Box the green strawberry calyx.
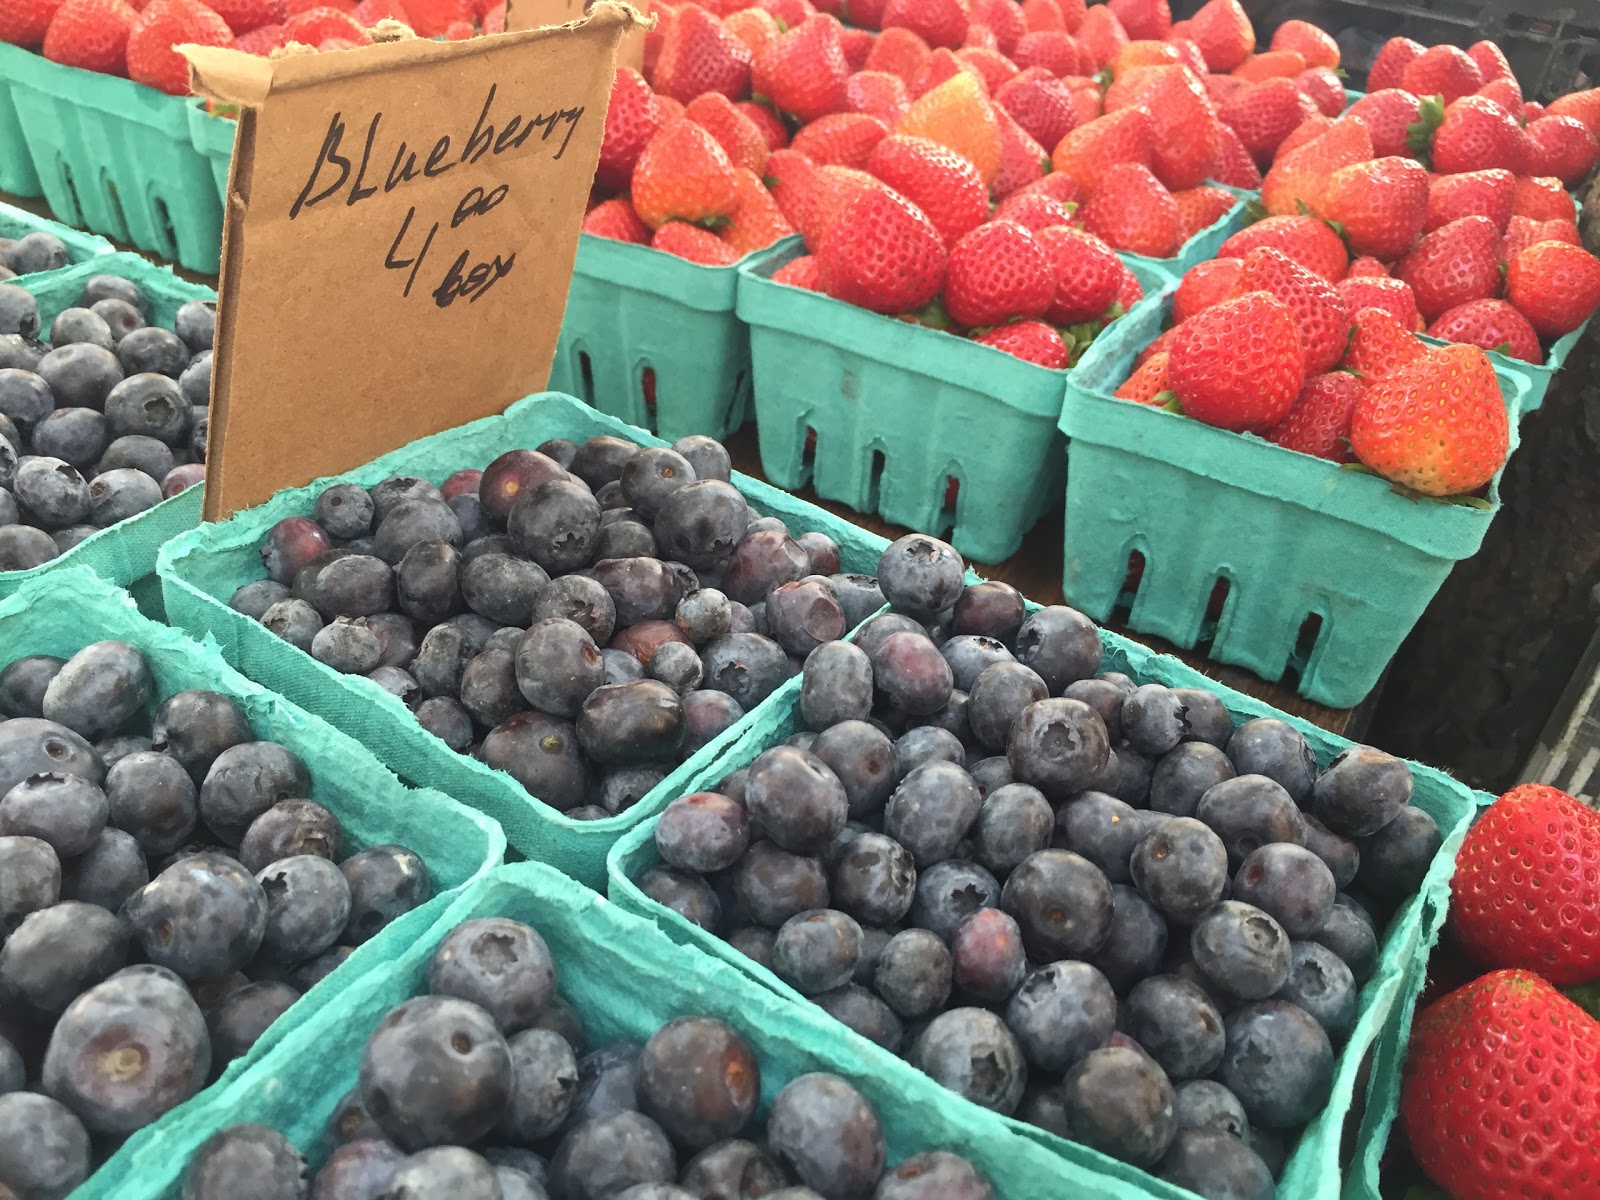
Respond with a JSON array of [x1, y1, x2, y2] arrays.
[[1404, 94, 1447, 169]]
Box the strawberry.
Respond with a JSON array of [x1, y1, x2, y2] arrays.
[[1073, 4, 1127, 71], [1203, 72, 1245, 104], [1424, 167, 1515, 233], [685, 92, 769, 174], [942, 219, 1055, 327], [1401, 971, 1600, 1200], [42, 0, 137, 72], [760, 0, 819, 29], [1400, 43, 1483, 104], [845, 0, 887, 29], [598, 68, 666, 193], [1050, 105, 1153, 192], [631, 120, 739, 229], [126, 0, 234, 94], [973, 319, 1069, 366], [881, 0, 968, 51], [1167, 35, 1207, 76], [767, 150, 861, 245], [995, 67, 1079, 156], [1219, 77, 1316, 166], [234, 19, 284, 50], [1506, 240, 1600, 338], [1135, 323, 1178, 366], [1169, 291, 1304, 431], [350, 0, 406, 23], [1523, 114, 1600, 187], [865, 26, 932, 87], [1037, 224, 1121, 323], [1232, 245, 1350, 373], [989, 104, 1047, 200], [1271, 18, 1337, 69], [1114, 350, 1170, 403], [1141, 65, 1221, 192], [1173, 256, 1242, 323], [1524, 99, 1549, 122], [653, 221, 741, 265], [0, 0, 65, 46], [790, 112, 889, 168], [1344, 88, 1421, 158], [1296, 66, 1345, 118], [994, 189, 1076, 230], [1173, 186, 1236, 243], [1009, 28, 1076, 76], [737, 101, 789, 151], [1210, 121, 1262, 188], [896, 72, 1002, 183], [772, 255, 822, 289], [1106, 0, 1167, 41], [1266, 371, 1362, 461], [969, 0, 1024, 54], [1080, 162, 1179, 258], [1108, 41, 1180, 80], [1351, 341, 1508, 494], [721, 167, 794, 255], [1218, 214, 1348, 281], [910, 47, 980, 99], [1344, 305, 1425, 385], [752, 14, 851, 124], [1512, 174, 1577, 222], [1366, 36, 1422, 92], [1548, 86, 1600, 136], [1503, 214, 1581, 258], [1115, 262, 1145, 310], [840, 26, 874, 70], [1428, 298, 1541, 362], [653, 5, 752, 104], [1345, 256, 1389, 278], [1396, 215, 1502, 322], [1336, 275, 1421, 330], [1272, 113, 1332, 161], [1467, 39, 1513, 84], [816, 185, 947, 312], [722, 7, 780, 58], [1261, 117, 1374, 219], [1015, 169, 1082, 207], [1186, 0, 1252, 73], [1474, 75, 1522, 114], [1065, 78, 1104, 127], [205, 0, 282, 33], [956, 46, 1017, 92], [583, 197, 650, 244], [1421, 95, 1524, 175], [278, 5, 363, 46], [656, 97, 687, 124], [846, 70, 911, 125], [1021, 0, 1075, 34], [866, 133, 990, 245], [394, 0, 463, 35], [1233, 49, 1305, 82], [643, 2, 672, 75], [1319, 156, 1429, 260]]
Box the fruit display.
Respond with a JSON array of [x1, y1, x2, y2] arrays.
[[0, 230, 69, 282]]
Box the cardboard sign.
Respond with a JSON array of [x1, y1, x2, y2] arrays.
[[506, 0, 648, 71], [184, 5, 640, 519]]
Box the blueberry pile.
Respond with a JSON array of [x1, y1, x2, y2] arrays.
[[0, 641, 431, 1196], [239, 434, 877, 819], [177, 914, 997, 1200], [0, 274, 212, 570], [0, 232, 70, 281], [639, 535, 1442, 1200]]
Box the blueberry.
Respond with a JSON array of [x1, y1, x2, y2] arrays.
[[961, 661, 1044, 754], [1192, 900, 1292, 1001], [873, 928, 951, 1019], [253, 854, 351, 963], [39, 343, 124, 410], [1149, 743, 1236, 819], [0, 523, 58, 568], [591, 765, 667, 816], [14, 457, 91, 530], [1355, 804, 1441, 902], [455, 650, 519, 728], [681, 1140, 787, 1200], [674, 588, 732, 647], [1130, 816, 1229, 924], [91, 299, 148, 347], [1218, 1000, 1334, 1129], [0, 716, 104, 800], [0, 1033, 19, 1094], [1306, 745, 1412, 839], [0, 284, 39, 337], [33, 407, 107, 469], [498, 1028, 579, 1143], [726, 926, 777, 971], [810, 720, 896, 819], [417, 696, 475, 752], [0, 1092, 92, 1198], [311, 1137, 404, 1199], [0, 900, 129, 1013], [1226, 719, 1315, 804], [682, 689, 744, 754], [288, 945, 354, 993], [508, 617, 602, 720], [656, 792, 749, 873], [552, 1109, 678, 1199], [1000, 848, 1113, 960], [62, 825, 149, 910], [381, 1146, 502, 1198], [719, 530, 809, 608], [909, 858, 999, 941], [636, 1016, 759, 1150], [935, 637, 1010, 696], [852, 613, 923, 659], [100, 433, 175, 479], [1061, 1044, 1176, 1167], [639, 867, 721, 931], [262, 517, 334, 586], [824, 574, 883, 632], [769, 908, 860, 995], [1006, 960, 1116, 1072], [173, 299, 216, 353], [949, 580, 1024, 642], [179, 351, 212, 409], [0, 771, 108, 857], [230, 580, 292, 621], [207, 980, 301, 1069], [744, 745, 847, 855], [374, 498, 464, 567], [198, 741, 311, 846], [815, 982, 903, 1051], [117, 326, 190, 378], [1273, 940, 1357, 1040], [649, 640, 703, 693], [0, 833, 61, 935], [618, 447, 696, 520], [764, 580, 846, 658], [560, 1040, 642, 1134], [342, 845, 430, 944], [766, 1073, 886, 1198], [261, 598, 323, 653], [105, 371, 190, 445], [1055, 791, 1145, 883], [315, 482, 376, 540], [1157, 1128, 1275, 1200], [1084, 884, 1165, 994], [428, 918, 555, 1035], [502, 479, 597, 573], [1309, 896, 1377, 983], [869, 632, 953, 717], [1127, 973, 1226, 1081], [908, 1008, 1026, 1114], [875, 534, 963, 618], [734, 841, 829, 928], [5, 232, 69, 275], [568, 436, 638, 489], [577, 680, 685, 768], [963, 781, 1048, 877], [652, 480, 750, 571], [0, 368, 52, 430], [0, 334, 47, 372], [1195, 775, 1307, 869], [883, 760, 980, 867], [1233, 844, 1336, 938], [1121, 685, 1190, 756], [409, 623, 475, 700], [49, 306, 113, 350], [1173, 1081, 1248, 1146], [479, 450, 567, 523], [479, 712, 589, 809], [43, 964, 210, 1133], [1300, 815, 1359, 890], [313, 617, 384, 674], [873, 1151, 993, 1200], [1005, 697, 1110, 801]]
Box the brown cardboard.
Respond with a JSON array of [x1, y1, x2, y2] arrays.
[[183, 4, 641, 519], [506, 0, 647, 71]]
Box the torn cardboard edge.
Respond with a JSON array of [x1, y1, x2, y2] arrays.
[[504, 0, 651, 70]]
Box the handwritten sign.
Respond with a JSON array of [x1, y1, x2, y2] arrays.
[[184, 5, 638, 519]]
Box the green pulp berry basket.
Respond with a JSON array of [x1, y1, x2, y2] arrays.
[[0, 252, 214, 604], [0, 196, 112, 274], [3, 49, 222, 274], [157, 391, 894, 890], [187, 98, 237, 207], [1420, 317, 1590, 415], [0, 567, 506, 1200], [101, 860, 1110, 1200], [546, 233, 801, 443], [0, 44, 43, 197], [1118, 182, 1252, 281], [1058, 285, 1532, 710], [738, 244, 1170, 565], [607, 600, 1490, 1200]]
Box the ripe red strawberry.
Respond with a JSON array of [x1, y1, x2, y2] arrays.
[[1233, 48, 1306, 83], [881, 0, 969, 51], [1114, 350, 1170, 403], [1295, 66, 1345, 117], [597, 68, 664, 193], [1344, 87, 1422, 158], [1336, 276, 1422, 330], [1344, 305, 1425, 385], [1422, 95, 1524, 175], [840, 26, 874, 70], [1522, 114, 1600, 187], [1016, 170, 1082, 207], [1272, 113, 1332, 161], [1467, 39, 1513, 84], [816, 185, 948, 313], [897, 71, 1003, 184], [1009, 28, 1078, 75], [1523, 98, 1549, 122], [126, 0, 234, 94], [583, 197, 650, 244], [752, 14, 851, 124], [1037, 224, 1121, 323], [1319, 156, 1429, 260], [1021, 0, 1074, 34], [995, 66, 1079, 155], [1050, 105, 1153, 192], [995, 190, 1076, 231], [1401, 970, 1600, 1200], [653, 221, 741, 265], [1186, 0, 1252, 73], [1503, 214, 1581, 258], [1167, 34, 1207, 76], [1351, 341, 1508, 494], [1173, 256, 1242, 323], [205, 0, 282, 33], [1396, 215, 1502, 322], [1, 0, 65, 46], [989, 104, 1048, 200], [1065, 78, 1103, 127], [1219, 77, 1315, 166], [1266, 371, 1363, 461], [1218, 214, 1348, 281], [1512, 174, 1577, 222], [632, 120, 739, 229], [279, 5, 364, 46], [969, 0, 1024, 54], [42, 0, 137, 72], [721, 167, 795, 255], [1506, 240, 1600, 338], [1474, 76, 1522, 115], [767, 149, 866, 245], [723, 7, 780, 58], [1073, 4, 1127, 71], [772, 255, 822, 289], [1451, 784, 1600, 982], [1169, 291, 1303, 431], [865, 133, 989, 247], [1081, 162, 1179, 258], [1135, 323, 1178, 366], [1424, 167, 1514, 233], [1141, 65, 1221, 192], [393, 0, 462, 35], [1173, 186, 1236, 242], [909, 47, 978, 99], [955, 46, 1017, 92], [1401, 43, 1483, 104], [790, 112, 889, 168], [685, 92, 769, 174], [1114, 262, 1145, 309], [1548, 86, 1600, 136], [846, 70, 911, 125], [1209, 121, 1262, 188], [737, 101, 789, 150], [1107, 0, 1167, 41], [1345, 256, 1389, 278], [1271, 18, 1337, 69], [1232, 245, 1350, 374], [846, 0, 888, 30], [864, 25, 932, 87], [653, 5, 752, 104], [1428, 298, 1541, 362], [1261, 116, 1373, 219], [234, 19, 285, 51], [1366, 36, 1421, 92], [349, 0, 406, 24], [760, 0, 818, 29], [973, 319, 1069, 367]]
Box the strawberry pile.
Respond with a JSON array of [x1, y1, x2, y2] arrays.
[[0, 0, 499, 93], [1399, 784, 1600, 1200]]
